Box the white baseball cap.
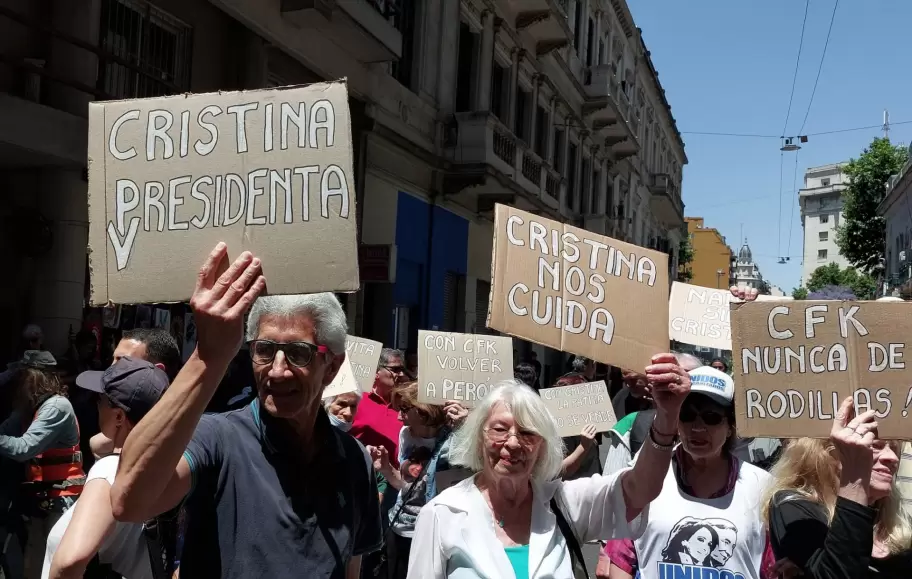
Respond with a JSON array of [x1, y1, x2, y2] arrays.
[[687, 366, 734, 407]]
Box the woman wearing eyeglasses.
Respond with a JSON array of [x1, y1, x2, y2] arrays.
[[603, 366, 776, 579], [407, 353, 693, 579]]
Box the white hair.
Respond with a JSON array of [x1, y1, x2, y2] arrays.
[[449, 380, 566, 484], [246, 293, 347, 354], [322, 390, 362, 410]]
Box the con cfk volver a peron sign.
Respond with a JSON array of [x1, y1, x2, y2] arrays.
[[668, 282, 793, 350], [539, 380, 617, 437], [87, 81, 359, 305], [417, 330, 513, 407], [487, 204, 668, 373], [732, 300, 912, 438]]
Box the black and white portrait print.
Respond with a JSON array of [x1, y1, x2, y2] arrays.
[[661, 517, 739, 568]]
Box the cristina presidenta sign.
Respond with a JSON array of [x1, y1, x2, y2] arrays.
[[87, 81, 359, 304]]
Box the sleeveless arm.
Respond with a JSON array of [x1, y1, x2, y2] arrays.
[[48, 478, 117, 578]]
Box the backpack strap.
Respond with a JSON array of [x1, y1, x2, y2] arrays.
[[551, 493, 590, 579], [629, 409, 656, 457]]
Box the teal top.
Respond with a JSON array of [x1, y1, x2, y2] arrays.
[[503, 545, 530, 579]]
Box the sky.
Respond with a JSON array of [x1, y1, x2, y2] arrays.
[[628, 0, 912, 293]]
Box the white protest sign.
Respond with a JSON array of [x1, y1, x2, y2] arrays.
[[344, 336, 383, 392], [87, 81, 359, 305], [539, 381, 617, 437], [669, 282, 793, 350], [417, 330, 513, 407], [322, 358, 359, 399]]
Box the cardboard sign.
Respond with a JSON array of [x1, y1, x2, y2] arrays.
[[417, 330, 513, 407], [87, 81, 359, 305], [323, 358, 359, 399], [539, 380, 617, 437], [669, 282, 793, 350], [731, 301, 912, 438], [345, 336, 383, 393], [487, 204, 669, 373]]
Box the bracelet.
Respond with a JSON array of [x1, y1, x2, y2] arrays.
[[648, 426, 676, 452], [652, 422, 677, 439]]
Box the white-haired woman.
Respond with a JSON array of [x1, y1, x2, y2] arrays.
[[407, 353, 692, 579], [763, 397, 912, 579]]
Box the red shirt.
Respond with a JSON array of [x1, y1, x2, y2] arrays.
[[350, 391, 403, 467], [603, 448, 776, 579]]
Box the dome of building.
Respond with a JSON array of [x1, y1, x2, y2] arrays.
[[738, 240, 752, 262]]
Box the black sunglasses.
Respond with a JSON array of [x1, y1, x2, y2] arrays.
[[680, 407, 725, 426], [381, 364, 407, 375], [247, 340, 328, 368]]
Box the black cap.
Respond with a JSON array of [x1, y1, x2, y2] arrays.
[[76, 357, 168, 424]]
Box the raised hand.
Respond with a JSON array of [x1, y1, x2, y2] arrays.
[[443, 400, 469, 429], [579, 424, 598, 449], [190, 243, 266, 366], [730, 285, 759, 302], [645, 353, 692, 416], [830, 396, 878, 503], [367, 445, 392, 474]]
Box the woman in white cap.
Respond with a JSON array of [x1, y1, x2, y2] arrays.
[[42, 357, 169, 579], [603, 366, 776, 579]]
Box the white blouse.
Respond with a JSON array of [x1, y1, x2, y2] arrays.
[[406, 469, 646, 579]]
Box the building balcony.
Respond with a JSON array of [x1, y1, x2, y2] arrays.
[[512, 0, 572, 55], [649, 173, 685, 229], [582, 64, 621, 126], [445, 111, 560, 211], [281, 0, 402, 62]]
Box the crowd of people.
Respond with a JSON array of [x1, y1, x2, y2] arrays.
[[0, 245, 908, 579]]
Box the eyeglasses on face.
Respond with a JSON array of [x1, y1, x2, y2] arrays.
[[679, 407, 725, 426], [484, 425, 540, 446], [247, 339, 328, 368], [381, 364, 407, 375]]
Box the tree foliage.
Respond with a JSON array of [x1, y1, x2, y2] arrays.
[[808, 285, 857, 300], [804, 263, 876, 299], [836, 138, 907, 275], [792, 287, 808, 300], [677, 235, 695, 282]]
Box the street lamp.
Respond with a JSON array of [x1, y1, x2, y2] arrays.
[[716, 269, 725, 289]]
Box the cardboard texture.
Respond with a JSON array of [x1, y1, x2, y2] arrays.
[[731, 300, 912, 439], [669, 282, 794, 350], [322, 358, 360, 399], [487, 204, 669, 373], [539, 380, 617, 437], [417, 330, 513, 407], [344, 335, 383, 393], [87, 81, 359, 305]]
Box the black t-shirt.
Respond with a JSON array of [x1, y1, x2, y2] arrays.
[[769, 491, 912, 579], [611, 387, 653, 419], [182, 400, 382, 578]]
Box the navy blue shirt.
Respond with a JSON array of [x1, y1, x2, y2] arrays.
[[182, 399, 382, 578]]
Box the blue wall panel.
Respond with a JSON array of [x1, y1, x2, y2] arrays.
[[393, 192, 468, 340]]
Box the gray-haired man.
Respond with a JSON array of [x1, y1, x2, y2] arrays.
[[109, 244, 382, 579]]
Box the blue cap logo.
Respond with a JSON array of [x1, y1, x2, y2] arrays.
[[691, 373, 728, 392]]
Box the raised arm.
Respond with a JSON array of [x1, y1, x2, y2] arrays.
[[620, 353, 690, 516], [111, 244, 265, 522]]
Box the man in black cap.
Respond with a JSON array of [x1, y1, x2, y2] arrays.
[[43, 357, 168, 579]]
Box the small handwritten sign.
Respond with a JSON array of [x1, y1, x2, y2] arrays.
[[417, 330, 513, 407], [539, 380, 617, 437]]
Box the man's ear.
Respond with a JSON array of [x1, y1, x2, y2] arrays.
[[154, 362, 166, 372], [322, 353, 345, 386]]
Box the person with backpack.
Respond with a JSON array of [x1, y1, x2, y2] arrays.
[[43, 357, 169, 579]]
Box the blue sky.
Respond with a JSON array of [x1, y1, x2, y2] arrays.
[[629, 0, 912, 292]]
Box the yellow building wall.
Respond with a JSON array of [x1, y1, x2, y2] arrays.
[[686, 217, 732, 289]]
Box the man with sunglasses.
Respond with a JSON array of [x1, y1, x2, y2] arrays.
[[350, 348, 409, 468], [109, 245, 382, 579]]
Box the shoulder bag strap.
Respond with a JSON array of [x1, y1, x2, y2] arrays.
[[550, 494, 590, 579]]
